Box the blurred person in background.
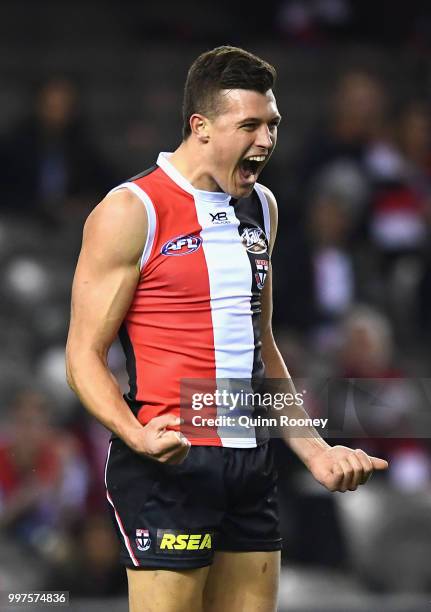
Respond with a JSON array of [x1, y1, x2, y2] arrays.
[[298, 69, 387, 191], [0, 77, 116, 224], [276, 0, 354, 44], [284, 70, 388, 329], [66, 45, 388, 612], [46, 515, 127, 597], [333, 306, 431, 493], [275, 191, 359, 347], [397, 101, 431, 179], [0, 389, 89, 558], [365, 101, 431, 341], [395, 102, 431, 343]]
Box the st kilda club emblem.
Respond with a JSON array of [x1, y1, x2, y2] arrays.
[[136, 528, 151, 552], [255, 258, 269, 290]]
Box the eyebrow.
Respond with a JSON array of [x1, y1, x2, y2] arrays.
[[237, 115, 282, 125]]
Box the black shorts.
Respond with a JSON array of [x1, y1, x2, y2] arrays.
[[105, 438, 282, 569]]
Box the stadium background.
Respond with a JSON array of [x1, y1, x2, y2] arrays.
[[0, 1, 431, 610]]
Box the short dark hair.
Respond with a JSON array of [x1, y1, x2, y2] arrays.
[[182, 46, 277, 140]]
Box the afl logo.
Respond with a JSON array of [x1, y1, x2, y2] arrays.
[[161, 234, 202, 256], [241, 227, 268, 254]]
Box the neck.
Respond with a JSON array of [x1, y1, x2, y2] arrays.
[[169, 140, 222, 192]]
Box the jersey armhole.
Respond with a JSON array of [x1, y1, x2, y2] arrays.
[[107, 182, 157, 270], [254, 183, 271, 243]]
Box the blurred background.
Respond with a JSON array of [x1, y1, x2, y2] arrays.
[[0, 1, 431, 610]]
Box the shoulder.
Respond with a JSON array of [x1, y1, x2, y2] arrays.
[[82, 187, 148, 266], [256, 183, 277, 218]]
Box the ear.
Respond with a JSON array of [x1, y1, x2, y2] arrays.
[[189, 113, 210, 142]]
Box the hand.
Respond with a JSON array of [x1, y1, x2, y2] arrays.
[[307, 445, 389, 492], [129, 414, 191, 465]]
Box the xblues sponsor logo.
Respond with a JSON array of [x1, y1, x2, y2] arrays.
[[209, 211, 229, 224], [136, 529, 151, 552], [161, 234, 202, 256], [156, 529, 213, 554]]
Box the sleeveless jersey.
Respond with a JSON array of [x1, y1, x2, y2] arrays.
[[109, 152, 272, 448]]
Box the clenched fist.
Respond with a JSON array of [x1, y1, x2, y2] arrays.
[[128, 414, 191, 465], [307, 445, 389, 492]]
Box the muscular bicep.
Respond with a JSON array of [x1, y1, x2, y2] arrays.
[[67, 189, 148, 360], [69, 244, 138, 356]]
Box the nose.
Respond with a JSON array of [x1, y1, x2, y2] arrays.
[[255, 124, 274, 150]]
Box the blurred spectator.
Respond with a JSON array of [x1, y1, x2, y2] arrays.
[[337, 305, 396, 378], [0, 390, 89, 558], [331, 306, 431, 493], [1, 77, 116, 223], [393, 102, 431, 342], [276, 0, 431, 49], [298, 70, 387, 192], [365, 101, 431, 339], [273, 72, 389, 335], [46, 515, 126, 597], [275, 192, 359, 346], [277, 0, 354, 45], [366, 102, 431, 253], [397, 101, 431, 178]]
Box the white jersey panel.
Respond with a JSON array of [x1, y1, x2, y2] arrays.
[[193, 193, 257, 447]]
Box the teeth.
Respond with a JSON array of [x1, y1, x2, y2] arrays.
[[246, 155, 266, 162]]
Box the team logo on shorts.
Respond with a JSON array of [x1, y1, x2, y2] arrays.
[[241, 227, 268, 254], [136, 529, 151, 552], [161, 234, 202, 256], [255, 258, 269, 290], [156, 529, 213, 554]]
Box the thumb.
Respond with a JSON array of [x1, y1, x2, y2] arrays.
[[370, 456, 389, 470], [150, 413, 182, 432]]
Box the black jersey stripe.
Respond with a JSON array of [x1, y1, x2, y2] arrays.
[[127, 164, 158, 182], [231, 189, 270, 445], [115, 165, 156, 413], [231, 189, 267, 384], [118, 323, 138, 407]]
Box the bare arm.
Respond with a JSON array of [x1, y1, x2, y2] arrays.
[[66, 189, 190, 463], [259, 185, 329, 463], [259, 184, 388, 491]]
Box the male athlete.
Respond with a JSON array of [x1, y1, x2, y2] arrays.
[[66, 46, 388, 612]]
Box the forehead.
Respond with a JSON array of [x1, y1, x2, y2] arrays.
[[217, 89, 279, 121]]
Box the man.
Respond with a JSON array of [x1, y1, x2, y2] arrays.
[[66, 46, 388, 612]]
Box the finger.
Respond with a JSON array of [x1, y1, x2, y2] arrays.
[[370, 456, 389, 470], [164, 444, 191, 465], [339, 459, 354, 492], [177, 431, 191, 446], [354, 449, 373, 484], [154, 430, 188, 456], [328, 464, 344, 491], [157, 436, 191, 464], [345, 453, 364, 490], [150, 413, 182, 432]]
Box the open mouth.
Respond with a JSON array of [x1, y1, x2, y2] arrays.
[[239, 155, 266, 182]]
